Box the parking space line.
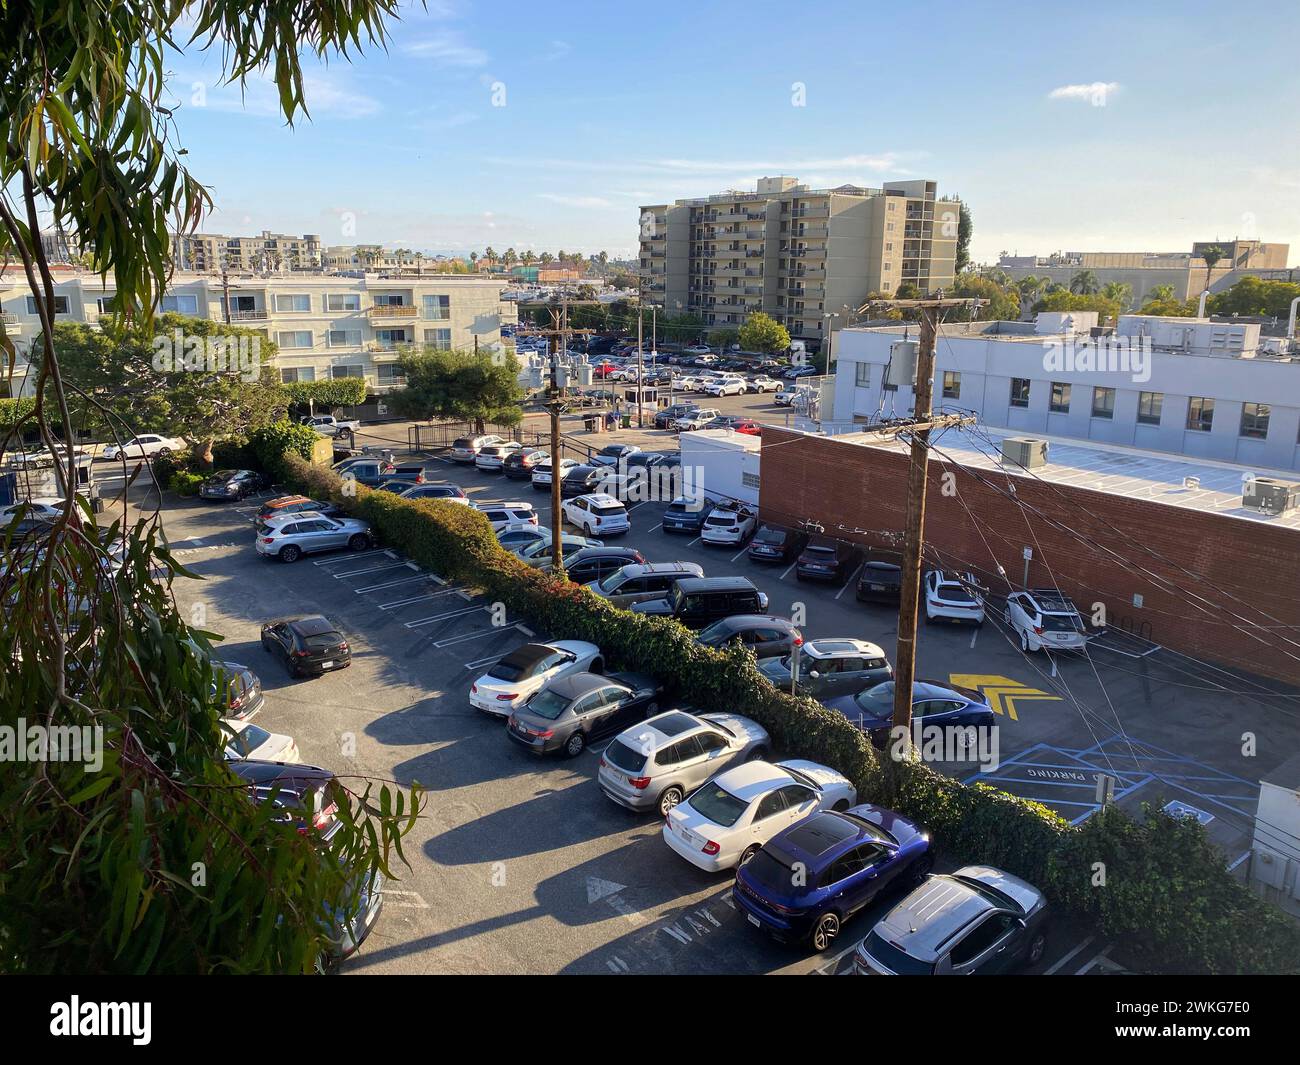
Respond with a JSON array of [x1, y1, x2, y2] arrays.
[[313, 550, 390, 566], [835, 562, 864, 601], [431, 627, 518, 648], [687, 535, 702, 547], [354, 574, 431, 593], [333, 561, 410, 579], [379, 588, 464, 610], [729, 545, 749, 562], [464, 653, 505, 670], [813, 938, 864, 975], [779, 560, 798, 580], [1075, 943, 1114, 975], [648, 523, 662, 532], [1045, 935, 1094, 974], [970, 628, 980, 649], [404, 605, 487, 629]]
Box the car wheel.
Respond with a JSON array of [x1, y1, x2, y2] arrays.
[[738, 844, 760, 867], [279, 545, 301, 563], [348, 533, 371, 551], [156, 447, 171, 457], [832, 799, 850, 812], [590, 657, 604, 674], [810, 912, 841, 952], [909, 853, 935, 885], [658, 786, 685, 817], [260, 635, 272, 652], [1026, 930, 1047, 967], [564, 731, 586, 758], [1020, 629, 1031, 653], [746, 746, 768, 763]]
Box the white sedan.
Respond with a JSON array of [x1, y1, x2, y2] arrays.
[[700, 505, 758, 545], [221, 721, 301, 763], [747, 376, 781, 393], [663, 759, 856, 872], [469, 640, 603, 717], [101, 434, 185, 460], [0, 498, 63, 523], [531, 458, 580, 489], [475, 441, 524, 470]]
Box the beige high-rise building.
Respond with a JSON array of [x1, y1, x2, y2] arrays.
[[171, 230, 323, 272], [639, 177, 957, 345]]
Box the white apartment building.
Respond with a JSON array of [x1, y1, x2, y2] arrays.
[[0, 272, 510, 398], [171, 231, 323, 272], [831, 312, 1300, 471]]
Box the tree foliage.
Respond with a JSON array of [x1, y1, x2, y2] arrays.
[[1207, 276, 1300, 320], [737, 312, 790, 354], [279, 376, 369, 412], [1033, 289, 1122, 324], [388, 347, 524, 433]]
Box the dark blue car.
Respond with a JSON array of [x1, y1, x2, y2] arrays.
[[823, 680, 997, 748], [733, 804, 932, 952]]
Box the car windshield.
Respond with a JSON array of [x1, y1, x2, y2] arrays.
[[863, 931, 934, 975], [525, 689, 571, 721], [604, 739, 647, 774], [596, 570, 626, 593], [485, 660, 529, 682], [707, 515, 735, 527], [688, 783, 749, 827], [1042, 612, 1082, 632], [696, 619, 732, 644], [304, 633, 342, 651], [805, 546, 835, 558], [224, 723, 271, 757], [854, 682, 895, 714]]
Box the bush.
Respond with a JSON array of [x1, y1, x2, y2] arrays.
[[249, 420, 320, 482], [282, 453, 1300, 974], [169, 470, 205, 496], [151, 449, 190, 485]]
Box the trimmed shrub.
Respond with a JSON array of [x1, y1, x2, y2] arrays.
[[249, 420, 320, 482], [281, 453, 1300, 974], [169, 470, 205, 497]]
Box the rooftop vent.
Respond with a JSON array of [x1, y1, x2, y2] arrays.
[[1001, 437, 1049, 470], [1243, 477, 1299, 516]]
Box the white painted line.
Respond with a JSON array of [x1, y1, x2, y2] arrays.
[[779, 560, 798, 581], [687, 535, 702, 547], [835, 562, 864, 601], [969, 627, 980, 649], [661, 923, 691, 945], [627, 500, 649, 512], [1227, 850, 1251, 872], [729, 545, 749, 563], [404, 605, 488, 629], [517, 625, 535, 637], [354, 574, 431, 593], [1045, 935, 1094, 975], [648, 523, 663, 532], [814, 939, 866, 976], [431, 627, 517, 649], [333, 562, 409, 579], [379, 589, 463, 610], [405, 561, 420, 571], [456, 589, 475, 601], [464, 654, 504, 670], [1050, 656, 1058, 678], [1075, 944, 1113, 975], [384, 890, 430, 910], [314, 550, 388, 566]]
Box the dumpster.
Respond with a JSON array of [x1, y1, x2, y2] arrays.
[[620, 415, 631, 429]]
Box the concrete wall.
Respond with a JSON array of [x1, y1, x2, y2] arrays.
[[680, 431, 760, 506]]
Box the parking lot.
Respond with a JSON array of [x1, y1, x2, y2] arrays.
[[152, 427, 1300, 975]]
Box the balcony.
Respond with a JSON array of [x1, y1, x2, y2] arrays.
[[368, 304, 418, 319], [227, 308, 268, 321], [793, 225, 828, 239]]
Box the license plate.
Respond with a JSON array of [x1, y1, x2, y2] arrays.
[[748, 913, 761, 928], [869, 583, 885, 591], [320, 660, 333, 669]]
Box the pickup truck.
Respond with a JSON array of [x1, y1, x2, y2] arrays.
[[299, 415, 360, 437]]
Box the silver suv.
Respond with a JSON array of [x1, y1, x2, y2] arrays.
[[585, 562, 704, 607], [255, 511, 374, 563], [598, 709, 770, 816]]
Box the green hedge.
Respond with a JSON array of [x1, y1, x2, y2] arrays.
[[283, 454, 1300, 974]]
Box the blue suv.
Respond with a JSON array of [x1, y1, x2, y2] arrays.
[[733, 804, 932, 952]]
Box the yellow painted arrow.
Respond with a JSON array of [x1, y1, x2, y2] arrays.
[[948, 674, 1061, 721]]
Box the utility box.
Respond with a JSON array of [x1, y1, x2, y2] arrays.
[[576, 364, 594, 387], [885, 341, 917, 389], [1001, 436, 1049, 469], [1243, 477, 1299, 515]]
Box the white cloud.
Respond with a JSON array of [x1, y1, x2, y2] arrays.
[[184, 70, 380, 119], [402, 32, 488, 67], [1048, 82, 1121, 104], [537, 193, 616, 209]]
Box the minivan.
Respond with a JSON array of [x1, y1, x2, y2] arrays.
[[631, 576, 769, 628], [585, 562, 705, 608]]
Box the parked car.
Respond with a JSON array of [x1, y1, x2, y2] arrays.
[[334, 458, 392, 487], [699, 503, 758, 547], [0, 499, 63, 524], [674, 408, 722, 431], [503, 447, 549, 479], [299, 414, 360, 438], [213, 660, 265, 722], [599, 709, 771, 816], [758, 638, 893, 699], [541, 545, 645, 583], [562, 492, 631, 536], [255, 512, 373, 563], [632, 576, 769, 628], [259, 615, 351, 677], [925, 570, 987, 626], [681, 345, 712, 356], [856, 550, 904, 603], [221, 719, 301, 764], [514, 533, 603, 567], [476, 441, 525, 471], [796, 538, 862, 582], [398, 482, 469, 502], [1004, 588, 1088, 652], [497, 524, 549, 551], [823, 679, 997, 748], [198, 468, 269, 501], [531, 457, 580, 490], [469, 640, 602, 717], [590, 443, 641, 468], [374, 478, 419, 495], [747, 375, 781, 393], [449, 434, 506, 463], [735, 804, 933, 951], [256, 495, 343, 523], [695, 615, 802, 660], [507, 671, 663, 757], [852, 866, 1049, 975], [704, 375, 747, 397], [661, 495, 715, 534], [472, 501, 538, 532], [559, 464, 605, 498], [748, 525, 807, 564], [228, 759, 345, 841], [101, 434, 184, 460], [586, 561, 704, 608], [662, 759, 856, 872], [773, 385, 812, 407]]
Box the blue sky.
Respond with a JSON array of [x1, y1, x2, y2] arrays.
[[168, 0, 1300, 264]]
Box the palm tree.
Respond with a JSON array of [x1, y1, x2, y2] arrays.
[[483, 246, 496, 265], [1199, 244, 1226, 296], [1015, 275, 1045, 314], [522, 250, 536, 266], [504, 248, 518, 268], [540, 251, 554, 266], [1147, 284, 1175, 303], [1069, 269, 1100, 295], [1100, 281, 1132, 312]]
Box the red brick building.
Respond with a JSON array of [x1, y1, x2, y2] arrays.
[[759, 426, 1300, 686]]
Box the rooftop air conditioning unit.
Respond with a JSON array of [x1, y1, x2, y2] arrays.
[[1001, 436, 1049, 470], [1243, 477, 1299, 516]]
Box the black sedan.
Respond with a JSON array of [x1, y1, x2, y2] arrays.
[[260, 615, 351, 678], [507, 671, 662, 757], [199, 469, 269, 500], [559, 465, 605, 498], [748, 525, 808, 564]]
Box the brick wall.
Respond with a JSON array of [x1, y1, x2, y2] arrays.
[[759, 427, 1300, 686]]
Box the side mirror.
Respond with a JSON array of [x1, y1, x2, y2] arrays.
[[809, 671, 821, 679]]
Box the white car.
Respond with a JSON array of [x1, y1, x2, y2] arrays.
[[469, 639, 602, 717], [0, 498, 63, 523], [562, 493, 631, 536], [475, 441, 525, 470], [700, 505, 758, 545], [704, 376, 746, 397], [693, 354, 719, 366], [674, 408, 721, 431], [101, 434, 184, 460], [682, 345, 712, 356], [773, 386, 806, 407], [531, 457, 580, 489], [662, 759, 857, 872], [1004, 589, 1089, 652], [747, 375, 781, 393], [221, 720, 301, 763], [472, 501, 538, 532], [672, 375, 701, 392], [924, 570, 986, 626]]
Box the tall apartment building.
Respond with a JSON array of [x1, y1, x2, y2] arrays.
[[171, 231, 323, 272], [639, 177, 957, 346], [0, 272, 509, 398]]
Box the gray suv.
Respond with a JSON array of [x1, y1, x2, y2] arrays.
[[598, 709, 770, 817], [255, 511, 373, 563], [585, 562, 704, 608]]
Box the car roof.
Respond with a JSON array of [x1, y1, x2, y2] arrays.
[[545, 672, 620, 700], [568, 546, 641, 560], [875, 875, 993, 962], [805, 638, 884, 659], [710, 614, 793, 631], [262, 494, 312, 508], [620, 562, 702, 577], [577, 493, 623, 507], [495, 643, 556, 672], [636, 710, 708, 747], [766, 810, 867, 871], [673, 576, 758, 593], [227, 759, 333, 786], [281, 615, 338, 637], [710, 760, 794, 802], [262, 509, 331, 524]]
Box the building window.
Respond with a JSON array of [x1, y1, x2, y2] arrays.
[[375, 328, 409, 349], [96, 296, 118, 314], [277, 330, 313, 349], [328, 329, 362, 348], [885, 242, 893, 252], [1240, 402, 1271, 439], [376, 364, 405, 386], [280, 367, 316, 384], [273, 294, 311, 313], [854, 363, 871, 387], [1049, 382, 1071, 413], [1091, 386, 1115, 419], [160, 293, 199, 315], [742, 472, 760, 490], [424, 328, 452, 350], [942, 371, 960, 399], [330, 364, 364, 379], [1009, 378, 1031, 408], [422, 294, 450, 321], [1186, 396, 1214, 432], [1136, 391, 1163, 425], [26, 295, 70, 315], [326, 293, 360, 312]]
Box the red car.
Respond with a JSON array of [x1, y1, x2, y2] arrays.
[[734, 419, 762, 436], [592, 361, 619, 379]]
